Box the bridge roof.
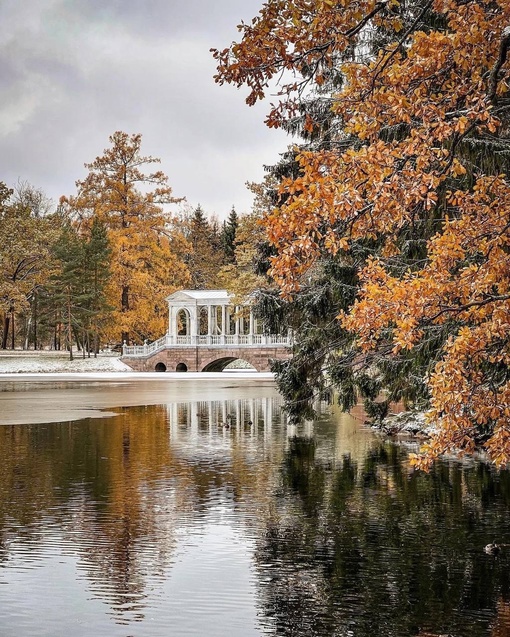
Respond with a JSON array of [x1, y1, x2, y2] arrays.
[[166, 289, 232, 305]]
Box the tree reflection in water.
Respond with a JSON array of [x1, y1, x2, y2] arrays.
[[255, 437, 510, 636], [0, 390, 510, 636], [0, 393, 291, 630]]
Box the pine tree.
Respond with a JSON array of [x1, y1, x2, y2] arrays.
[[185, 205, 224, 288], [221, 206, 239, 265], [50, 223, 88, 360], [83, 217, 112, 355]]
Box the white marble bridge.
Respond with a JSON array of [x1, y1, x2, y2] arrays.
[[122, 289, 290, 372]]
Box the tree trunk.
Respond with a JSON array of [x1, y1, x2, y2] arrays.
[[33, 293, 38, 350], [2, 314, 9, 349], [121, 284, 129, 345], [10, 308, 14, 350], [67, 292, 73, 361], [24, 315, 31, 350]]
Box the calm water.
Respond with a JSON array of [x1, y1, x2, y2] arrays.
[[1, 378, 510, 637]]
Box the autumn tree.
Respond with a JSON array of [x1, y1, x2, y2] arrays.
[[214, 0, 510, 467], [0, 181, 57, 349], [14, 179, 54, 218], [64, 131, 190, 344]]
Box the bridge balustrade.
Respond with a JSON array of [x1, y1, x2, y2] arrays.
[[121, 289, 291, 359], [123, 333, 290, 357]]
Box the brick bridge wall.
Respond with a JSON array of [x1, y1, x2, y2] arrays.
[[122, 346, 291, 372]]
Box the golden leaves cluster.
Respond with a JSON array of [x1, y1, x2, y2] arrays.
[[215, 0, 510, 466], [64, 132, 190, 342]]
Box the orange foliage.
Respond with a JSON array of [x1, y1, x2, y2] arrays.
[[63, 132, 190, 344], [214, 1, 510, 466]]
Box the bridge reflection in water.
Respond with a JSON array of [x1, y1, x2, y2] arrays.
[[167, 396, 315, 443]]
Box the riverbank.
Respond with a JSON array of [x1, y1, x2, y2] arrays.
[[0, 350, 131, 373], [371, 410, 435, 440], [0, 351, 275, 385]]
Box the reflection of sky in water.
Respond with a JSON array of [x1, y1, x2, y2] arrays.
[[0, 384, 309, 636], [1, 519, 260, 636], [2, 380, 510, 637], [165, 521, 260, 636], [0, 377, 279, 425], [1, 552, 108, 637]]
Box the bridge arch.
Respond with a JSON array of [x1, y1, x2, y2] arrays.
[[201, 356, 258, 373], [177, 308, 191, 335]]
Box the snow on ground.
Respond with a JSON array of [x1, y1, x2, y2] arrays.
[[0, 351, 131, 374], [0, 351, 274, 381]]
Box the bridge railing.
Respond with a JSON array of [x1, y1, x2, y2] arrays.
[[122, 333, 290, 357]]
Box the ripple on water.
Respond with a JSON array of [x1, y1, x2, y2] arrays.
[[2, 389, 510, 637]]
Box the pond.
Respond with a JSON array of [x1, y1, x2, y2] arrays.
[[1, 376, 510, 637]]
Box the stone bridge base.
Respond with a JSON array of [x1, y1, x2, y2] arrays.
[[122, 346, 290, 373]]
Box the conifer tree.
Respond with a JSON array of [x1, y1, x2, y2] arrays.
[[185, 205, 224, 288], [83, 217, 111, 355], [221, 206, 239, 265], [50, 223, 87, 360]]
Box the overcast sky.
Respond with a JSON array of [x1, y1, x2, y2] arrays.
[[0, 0, 289, 219]]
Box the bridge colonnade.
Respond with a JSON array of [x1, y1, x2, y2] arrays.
[[121, 290, 290, 371], [168, 289, 261, 344]]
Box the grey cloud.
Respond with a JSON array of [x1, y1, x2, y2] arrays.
[[0, 0, 288, 217], [70, 0, 260, 40]]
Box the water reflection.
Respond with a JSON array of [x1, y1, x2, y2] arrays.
[[0, 384, 510, 636], [0, 391, 303, 635], [255, 439, 510, 637]]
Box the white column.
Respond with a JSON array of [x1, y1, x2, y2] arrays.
[[207, 304, 212, 337], [211, 305, 216, 335], [169, 307, 176, 338], [191, 305, 198, 342], [249, 310, 254, 343]]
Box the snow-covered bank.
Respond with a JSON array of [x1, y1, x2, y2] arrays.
[[0, 352, 275, 382], [0, 351, 131, 374], [371, 410, 435, 439]]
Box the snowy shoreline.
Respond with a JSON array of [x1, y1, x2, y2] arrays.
[[0, 352, 274, 380], [373, 410, 434, 439], [0, 351, 131, 374]]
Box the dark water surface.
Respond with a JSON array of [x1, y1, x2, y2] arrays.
[[1, 378, 510, 636]]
